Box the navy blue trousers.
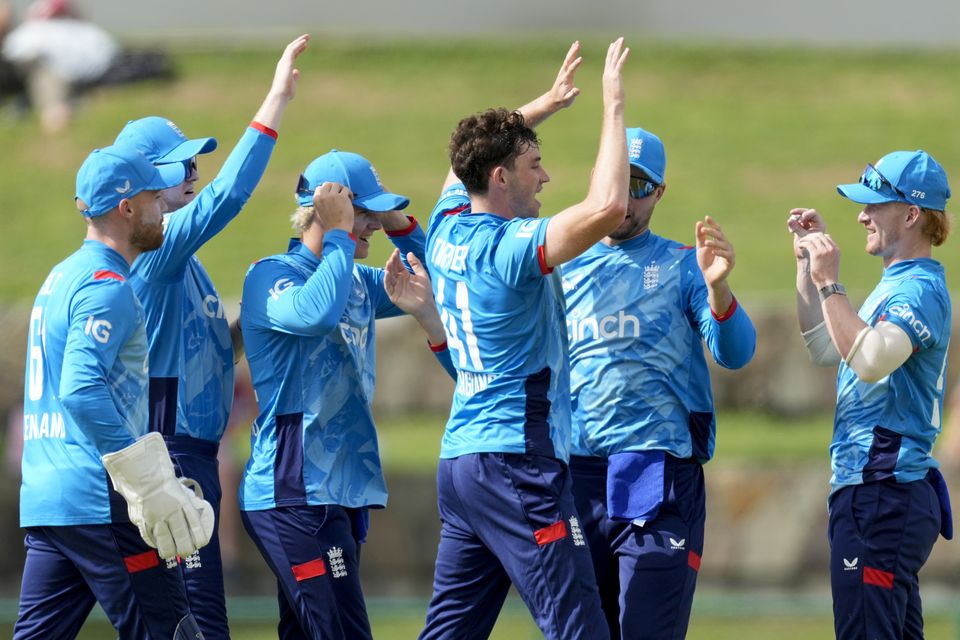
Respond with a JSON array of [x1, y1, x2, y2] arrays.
[[242, 504, 371, 640], [168, 435, 228, 640], [14, 523, 198, 639], [828, 476, 941, 640], [420, 453, 608, 640], [570, 455, 705, 640]]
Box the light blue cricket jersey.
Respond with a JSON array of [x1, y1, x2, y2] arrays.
[[239, 223, 427, 510], [563, 231, 756, 461], [425, 184, 571, 461], [831, 258, 951, 490], [130, 125, 276, 442], [21, 241, 148, 526]]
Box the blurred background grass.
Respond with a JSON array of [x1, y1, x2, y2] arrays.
[[4, 37, 960, 638], [3, 39, 960, 302]]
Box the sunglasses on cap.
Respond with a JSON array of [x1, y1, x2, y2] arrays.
[[860, 163, 907, 200], [629, 175, 659, 199], [296, 173, 312, 198]]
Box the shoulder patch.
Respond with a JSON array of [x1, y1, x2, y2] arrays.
[[93, 270, 125, 282]]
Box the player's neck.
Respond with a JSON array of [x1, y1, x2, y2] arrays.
[[85, 224, 138, 265], [469, 192, 517, 220]]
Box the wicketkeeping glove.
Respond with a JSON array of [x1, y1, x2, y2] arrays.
[[102, 432, 214, 560]]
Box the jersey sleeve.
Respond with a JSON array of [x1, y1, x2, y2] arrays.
[[133, 126, 278, 283], [243, 232, 356, 336], [431, 343, 458, 380], [875, 278, 949, 351], [365, 217, 429, 319], [682, 251, 756, 370], [58, 278, 140, 453], [427, 183, 471, 237], [489, 216, 552, 287]]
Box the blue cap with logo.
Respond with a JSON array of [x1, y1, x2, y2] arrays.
[[626, 127, 666, 184], [114, 116, 218, 164], [837, 150, 951, 211], [296, 150, 410, 211], [75, 144, 186, 217]]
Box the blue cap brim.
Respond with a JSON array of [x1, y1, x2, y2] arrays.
[[155, 137, 218, 163], [836, 182, 901, 205], [355, 191, 410, 212], [629, 161, 663, 184]]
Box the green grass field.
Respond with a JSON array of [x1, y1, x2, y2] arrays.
[[3, 38, 960, 301]]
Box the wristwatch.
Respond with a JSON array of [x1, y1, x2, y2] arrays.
[[818, 282, 846, 302]]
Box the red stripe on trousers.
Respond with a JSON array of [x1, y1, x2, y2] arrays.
[[291, 557, 327, 582], [688, 550, 702, 572], [124, 550, 160, 573], [863, 566, 894, 589], [534, 520, 568, 546]]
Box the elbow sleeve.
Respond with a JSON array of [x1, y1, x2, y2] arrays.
[[845, 321, 913, 383], [801, 322, 841, 366]]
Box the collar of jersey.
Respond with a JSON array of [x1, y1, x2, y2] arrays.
[[82, 239, 131, 276], [883, 257, 942, 279]]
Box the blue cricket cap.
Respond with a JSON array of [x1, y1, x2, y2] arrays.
[[838, 150, 951, 211], [296, 150, 410, 211], [75, 144, 186, 217], [114, 116, 218, 164], [626, 127, 666, 184]]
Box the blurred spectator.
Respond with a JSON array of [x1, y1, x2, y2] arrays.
[[1, 0, 172, 133]]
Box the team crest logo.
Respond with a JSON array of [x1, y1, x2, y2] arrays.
[[327, 547, 347, 578], [568, 516, 586, 547], [643, 263, 660, 290], [629, 137, 643, 161]]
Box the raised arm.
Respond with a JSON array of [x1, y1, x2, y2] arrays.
[[541, 37, 630, 268], [440, 41, 584, 194]]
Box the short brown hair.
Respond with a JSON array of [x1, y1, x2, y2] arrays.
[[449, 108, 539, 194], [920, 208, 950, 246]]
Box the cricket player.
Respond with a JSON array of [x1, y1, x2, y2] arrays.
[[419, 39, 629, 640], [563, 127, 756, 639], [16, 144, 212, 639], [789, 150, 954, 638], [239, 150, 446, 639], [111, 34, 308, 638]]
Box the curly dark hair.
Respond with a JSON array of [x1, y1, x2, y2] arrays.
[[449, 108, 540, 194]]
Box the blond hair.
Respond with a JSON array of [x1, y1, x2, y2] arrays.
[[920, 208, 951, 247], [290, 205, 314, 234]]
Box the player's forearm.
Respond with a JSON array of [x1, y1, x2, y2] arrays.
[[795, 259, 823, 332], [707, 280, 734, 318], [517, 92, 564, 129], [822, 295, 869, 360], [252, 90, 292, 132], [583, 101, 628, 229]]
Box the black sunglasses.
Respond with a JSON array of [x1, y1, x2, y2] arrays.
[[629, 175, 658, 199]]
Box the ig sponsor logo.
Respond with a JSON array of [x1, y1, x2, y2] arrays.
[[84, 316, 112, 344]]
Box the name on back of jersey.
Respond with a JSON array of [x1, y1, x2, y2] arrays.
[[23, 411, 66, 440], [431, 237, 469, 273]]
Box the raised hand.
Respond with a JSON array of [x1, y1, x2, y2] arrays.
[[272, 34, 310, 101], [787, 207, 827, 260], [384, 249, 447, 346], [696, 216, 735, 286], [547, 41, 583, 110], [602, 37, 630, 113], [795, 232, 842, 289]]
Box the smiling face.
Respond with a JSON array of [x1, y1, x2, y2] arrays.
[[351, 209, 383, 259], [160, 157, 199, 211], [502, 143, 550, 219], [857, 201, 913, 263]]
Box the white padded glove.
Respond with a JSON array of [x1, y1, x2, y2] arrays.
[[102, 432, 214, 560]]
